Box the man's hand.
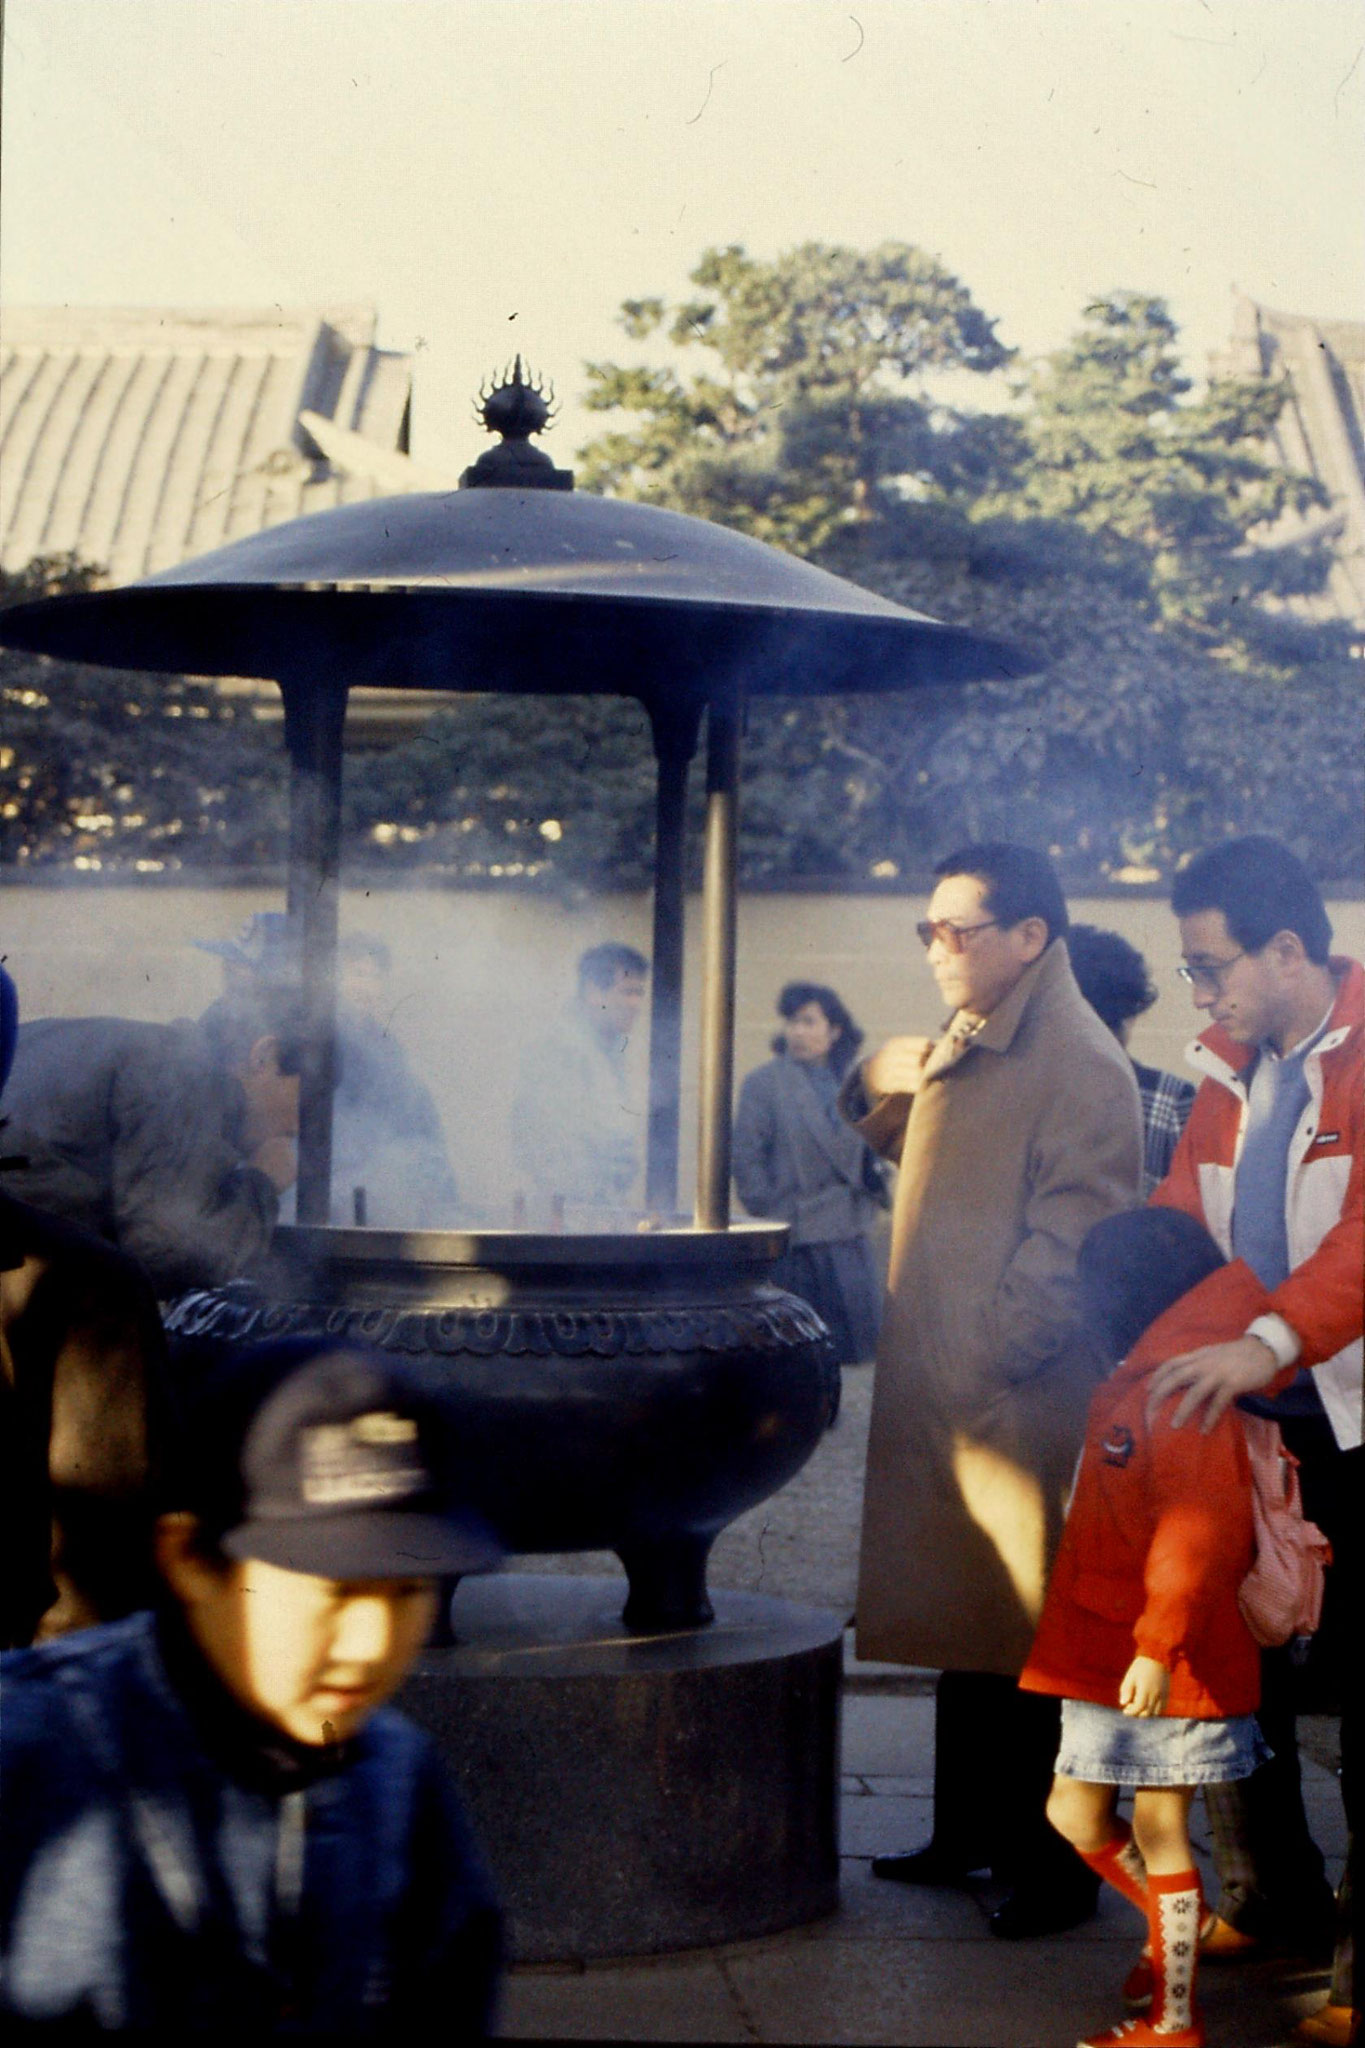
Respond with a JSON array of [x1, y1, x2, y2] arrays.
[[1119, 1655, 1170, 1718], [1144, 1335, 1279, 1434], [249, 1136, 298, 1193], [862, 1035, 935, 1099]]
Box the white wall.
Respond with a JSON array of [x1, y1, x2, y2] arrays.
[[5, 885, 1362, 1216]]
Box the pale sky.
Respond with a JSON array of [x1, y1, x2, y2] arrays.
[[2, 0, 1363, 473]]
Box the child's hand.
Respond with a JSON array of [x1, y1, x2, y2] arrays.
[[1119, 1656, 1170, 1718]]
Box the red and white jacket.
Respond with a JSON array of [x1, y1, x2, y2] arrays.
[[1151, 956, 1364, 1451]]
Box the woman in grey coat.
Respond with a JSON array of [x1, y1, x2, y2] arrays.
[[733, 983, 890, 1364]]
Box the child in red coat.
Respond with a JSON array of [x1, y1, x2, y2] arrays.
[[1020, 1207, 1272, 2048]]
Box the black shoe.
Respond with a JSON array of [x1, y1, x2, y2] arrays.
[[870, 1844, 989, 1885], [1232, 1884, 1337, 1960], [1268, 1911, 1337, 1963], [988, 1882, 1100, 1939]]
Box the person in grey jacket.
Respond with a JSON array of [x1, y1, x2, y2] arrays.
[[197, 915, 461, 1229], [733, 982, 890, 1364], [510, 943, 649, 1223], [1, 987, 306, 1298], [1, 962, 169, 1647]]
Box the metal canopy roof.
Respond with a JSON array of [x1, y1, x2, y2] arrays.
[[0, 484, 1032, 700]]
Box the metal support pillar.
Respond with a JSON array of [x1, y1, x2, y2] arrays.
[[281, 674, 349, 1225], [694, 691, 743, 1230], [645, 698, 702, 1217]]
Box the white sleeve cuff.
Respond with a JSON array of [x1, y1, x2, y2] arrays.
[[1246, 1313, 1302, 1372]]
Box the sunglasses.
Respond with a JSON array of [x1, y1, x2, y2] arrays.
[[915, 918, 1002, 953]]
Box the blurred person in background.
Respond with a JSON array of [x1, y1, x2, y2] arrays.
[[733, 981, 890, 1364], [1068, 924, 1197, 1196], [1, 960, 168, 1648], [510, 942, 648, 1222], [198, 915, 460, 1229], [1, 978, 304, 1298], [0, 1337, 503, 2036]]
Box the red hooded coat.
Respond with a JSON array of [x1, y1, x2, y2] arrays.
[[1019, 1261, 1270, 1719]]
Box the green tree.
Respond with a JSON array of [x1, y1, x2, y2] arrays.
[[992, 292, 1335, 654], [0, 556, 289, 875], [580, 241, 1014, 554], [578, 261, 1360, 885], [0, 556, 662, 889], [5, 268, 1358, 893], [341, 695, 660, 888]]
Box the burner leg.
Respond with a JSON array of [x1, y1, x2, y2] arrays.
[[429, 1574, 462, 1646], [617, 1533, 716, 1633]]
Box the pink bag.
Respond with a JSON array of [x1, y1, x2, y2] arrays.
[[1236, 1412, 1333, 1648]]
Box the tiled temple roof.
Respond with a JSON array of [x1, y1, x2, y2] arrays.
[[0, 305, 421, 582], [1213, 295, 1365, 634], [5, 296, 1361, 641]]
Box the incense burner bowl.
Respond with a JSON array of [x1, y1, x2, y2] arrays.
[[164, 1221, 837, 1632]]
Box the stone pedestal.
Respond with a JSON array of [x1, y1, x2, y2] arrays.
[[398, 1573, 843, 1962]]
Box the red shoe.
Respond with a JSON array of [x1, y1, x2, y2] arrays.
[[1121, 1950, 1154, 2011], [1078, 2020, 1204, 2047], [1122, 1913, 1257, 2008]]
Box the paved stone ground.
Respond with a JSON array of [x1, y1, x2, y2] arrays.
[[498, 1366, 1349, 2046], [498, 1689, 1346, 2047]]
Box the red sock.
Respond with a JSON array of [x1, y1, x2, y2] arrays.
[[1147, 1867, 1203, 2035], [1078, 1824, 1148, 1917]]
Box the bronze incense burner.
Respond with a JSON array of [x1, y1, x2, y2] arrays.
[[2, 360, 1025, 1633]]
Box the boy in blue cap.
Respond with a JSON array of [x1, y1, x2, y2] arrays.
[[0, 1339, 503, 2036]]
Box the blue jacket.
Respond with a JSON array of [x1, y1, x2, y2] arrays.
[[0, 1613, 501, 2035]]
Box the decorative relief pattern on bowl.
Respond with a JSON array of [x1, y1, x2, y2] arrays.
[[164, 1288, 830, 1359]]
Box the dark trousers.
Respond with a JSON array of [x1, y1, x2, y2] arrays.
[[930, 1670, 1100, 1894], [1204, 1423, 1358, 1963]]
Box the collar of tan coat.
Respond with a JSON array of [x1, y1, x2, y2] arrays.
[[932, 935, 1073, 1074]]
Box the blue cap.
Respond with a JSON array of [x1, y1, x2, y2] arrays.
[[180, 1340, 502, 1581], [194, 911, 299, 983]]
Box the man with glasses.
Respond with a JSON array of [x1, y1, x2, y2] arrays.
[[1144, 837, 1361, 2037], [846, 842, 1143, 1937]]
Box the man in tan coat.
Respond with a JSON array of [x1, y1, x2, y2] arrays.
[[845, 843, 1142, 1936]]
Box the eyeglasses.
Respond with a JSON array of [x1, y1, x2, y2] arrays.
[[916, 918, 1002, 954], [1175, 949, 1247, 993]]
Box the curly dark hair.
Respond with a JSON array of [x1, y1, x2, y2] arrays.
[[773, 981, 864, 1080], [1066, 924, 1158, 1035]]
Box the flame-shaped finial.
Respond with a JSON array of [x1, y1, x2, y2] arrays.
[[461, 357, 573, 491]]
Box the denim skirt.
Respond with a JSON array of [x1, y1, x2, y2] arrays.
[[1055, 1698, 1272, 1787]]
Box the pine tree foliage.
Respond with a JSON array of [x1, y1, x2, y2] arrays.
[[580, 260, 1360, 885], [1, 556, 288, 876], [341, 696, 659, 888], [994, 293, 1335, 652], [580, 242, 1013, 554], [2, 257, 1360, 889]]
